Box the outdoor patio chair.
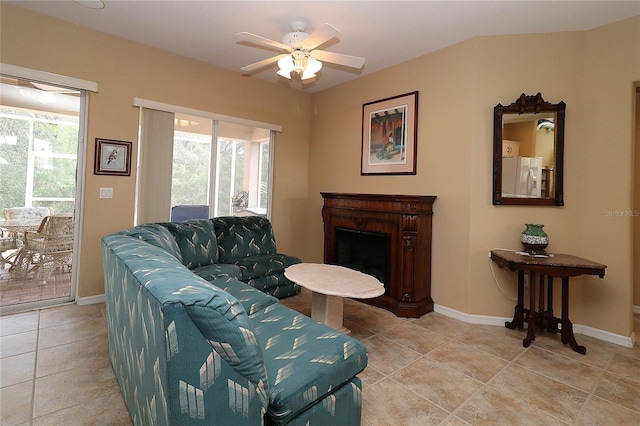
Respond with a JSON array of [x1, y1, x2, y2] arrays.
[[0, 227, 19, 268], [170, 205, 209, 222], [13, 215, 74, 281], [3, 206, 52, 220]]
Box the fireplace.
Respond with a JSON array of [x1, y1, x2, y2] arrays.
[[322, 193, 436, 317]]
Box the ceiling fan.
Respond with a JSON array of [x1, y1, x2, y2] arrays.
[[237, 21, 365, 83]]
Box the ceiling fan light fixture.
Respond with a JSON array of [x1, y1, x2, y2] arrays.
[[278, 51, 323, 80], [300, 70, 316, 80], [307, 57, 322, 73], [277, 56, 294, 79], [301, 58, 322, 80], [277, 68, 292, 79]]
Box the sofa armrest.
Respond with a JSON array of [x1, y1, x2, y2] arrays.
[[118, 223, 183, 263]]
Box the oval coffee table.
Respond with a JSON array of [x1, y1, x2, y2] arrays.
[[284, 263, 385, 334]]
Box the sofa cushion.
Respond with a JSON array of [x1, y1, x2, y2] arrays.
[[191, 263, 242, 282], [233, 253, 302, 280], [208, 277, 279, 316], [250, 279, 300, 299], [120, 223, 183, 262], [213, 216, 277, 262], [160, 219, 219, 268], [246, 274, 300, 296], [249, 303, 368, 425]]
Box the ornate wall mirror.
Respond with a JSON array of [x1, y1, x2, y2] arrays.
[[493, 93, 565, 206]]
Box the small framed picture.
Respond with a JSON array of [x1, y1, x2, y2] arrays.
[[361, 91, 418, 175], [94, 138, 132, 176]]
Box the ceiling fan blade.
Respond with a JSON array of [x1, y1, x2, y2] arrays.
[[241, 54, 289, 72], [310, 50, 365, 69], [300, 23, 340, 51], [236, 32, 291, 52]]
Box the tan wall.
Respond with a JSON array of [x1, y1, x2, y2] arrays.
[[1, 4, 312, 299], [309, 17, 640, 337]]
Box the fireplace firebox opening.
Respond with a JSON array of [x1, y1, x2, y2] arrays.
[[335, 227, 390, 292]]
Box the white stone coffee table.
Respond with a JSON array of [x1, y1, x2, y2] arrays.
[[284, 263, 385, 333]]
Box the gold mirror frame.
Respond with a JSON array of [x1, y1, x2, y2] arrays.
[[493, 93, 565, 206]]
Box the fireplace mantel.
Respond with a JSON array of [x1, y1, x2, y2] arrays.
[[321, 193, 436, 317]]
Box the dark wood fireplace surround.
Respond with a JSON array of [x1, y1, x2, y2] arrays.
[[322, 193, 436, 318]]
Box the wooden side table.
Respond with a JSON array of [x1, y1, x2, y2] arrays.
[[490, 250, 606, 354]]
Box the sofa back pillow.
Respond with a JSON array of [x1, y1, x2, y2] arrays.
[[184, 294, 269, 392], [213, 216, 277, 262], [119, 223, 183, 263], [160, 219, 219, 268]]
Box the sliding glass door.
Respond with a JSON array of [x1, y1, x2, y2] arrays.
[[0, 75, 85, 313]]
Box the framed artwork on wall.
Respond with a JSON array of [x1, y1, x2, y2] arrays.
[[361, 91, 418, 175], [94, 138, 132, 176]]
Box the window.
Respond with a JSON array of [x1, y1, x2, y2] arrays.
[[136, 103, 277, 223], [212, 135, 271, 217]]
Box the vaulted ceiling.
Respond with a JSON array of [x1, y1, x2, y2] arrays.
[[8, 1, 640, 92]]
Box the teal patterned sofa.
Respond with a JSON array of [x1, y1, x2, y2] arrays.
[[101, 218, 368, 425]]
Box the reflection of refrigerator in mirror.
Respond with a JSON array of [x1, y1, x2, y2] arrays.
[[502, 156, 543, 197]]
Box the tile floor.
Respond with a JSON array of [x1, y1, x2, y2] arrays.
[[1, 289, 639, 425]]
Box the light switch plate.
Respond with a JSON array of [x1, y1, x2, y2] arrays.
[[99, 187, 113, 199]]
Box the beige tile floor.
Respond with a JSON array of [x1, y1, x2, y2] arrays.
[[1, 290, 639, 425]]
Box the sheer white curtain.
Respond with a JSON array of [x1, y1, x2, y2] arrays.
[[136, 108, 175, 224]]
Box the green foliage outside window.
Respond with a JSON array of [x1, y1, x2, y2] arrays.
[[0, 108, 78, 215], [171, 132, 211, 206]]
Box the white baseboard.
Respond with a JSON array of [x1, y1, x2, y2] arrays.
[[434, 303, 634, 348], [434, 304, 510, 327], [76, 293, 105, 306], [574, 324, 635, 348]]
